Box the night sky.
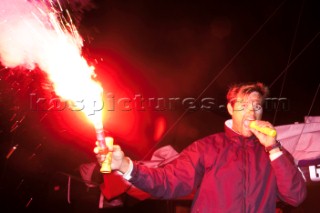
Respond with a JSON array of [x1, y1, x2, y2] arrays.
[[78, 0, 320, 152], [0, 0, 319, 211]]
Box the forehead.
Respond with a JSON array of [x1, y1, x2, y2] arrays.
[[236, 91, 262, 102]]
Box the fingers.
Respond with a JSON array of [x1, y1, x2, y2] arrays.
[[93, 143, 122, 155], [94, 141, 104, 152], [93, 146, 100, 154], [250, 120, 278, 147], [93, 143, 106, 154], [112, 145, 124, 159], [112, 145, 121, 152], [253, 120, 274, 129], [93, 138, 126, 171]]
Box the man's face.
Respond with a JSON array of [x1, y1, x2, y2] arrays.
[[227, 91, 263, 137]]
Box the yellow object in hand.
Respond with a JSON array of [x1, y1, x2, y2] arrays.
[[249, 121, 277, 137]]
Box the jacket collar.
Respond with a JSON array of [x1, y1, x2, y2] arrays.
[[224, 119, 259, 147]]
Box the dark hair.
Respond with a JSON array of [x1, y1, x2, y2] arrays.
[[226, 82, 269, 104]]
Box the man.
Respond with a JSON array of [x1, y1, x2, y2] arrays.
[[97, 82, 306, 213]]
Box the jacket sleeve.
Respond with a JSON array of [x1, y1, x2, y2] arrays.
[[271, 149, 307, 206], [129, 141, 204, 199]]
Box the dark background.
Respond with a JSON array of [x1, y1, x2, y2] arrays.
[[0, 0, 319, 212]]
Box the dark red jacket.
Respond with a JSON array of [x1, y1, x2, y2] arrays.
[[129, 122, 307, 213]]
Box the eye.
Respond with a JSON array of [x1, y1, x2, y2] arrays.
[[232, 101, 246, 111], [252, 103, 262, 111], [241, 103, 248, 108]]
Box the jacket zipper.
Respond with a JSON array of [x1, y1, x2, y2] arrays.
[[243, 140, 247, 213]]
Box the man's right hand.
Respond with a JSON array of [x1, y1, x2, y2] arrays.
[[94, 140, 130, 174], [111, 145, 131, 173]]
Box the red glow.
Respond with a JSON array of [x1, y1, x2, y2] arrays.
[[0, 1, 164, 157], [0, 1, 105, 131], [153, 116, 167, 141]]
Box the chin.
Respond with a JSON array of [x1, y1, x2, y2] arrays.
[[242, 131, 253, 138]]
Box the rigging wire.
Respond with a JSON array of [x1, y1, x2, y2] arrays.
[[269, 31, 320, 88], [291, 83, 320, 153], [142, 0, 288, 160], [306, 84, 320, 119], [272, 0, 306, 125]]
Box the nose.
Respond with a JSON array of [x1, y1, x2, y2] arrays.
[[246, 102, 255, 111], [245, 106, 256, 118]]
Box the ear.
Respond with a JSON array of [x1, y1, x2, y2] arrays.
[[227, 102, 233, 116]]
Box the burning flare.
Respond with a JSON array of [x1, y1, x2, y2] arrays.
[[0, 0, 111, 172]]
